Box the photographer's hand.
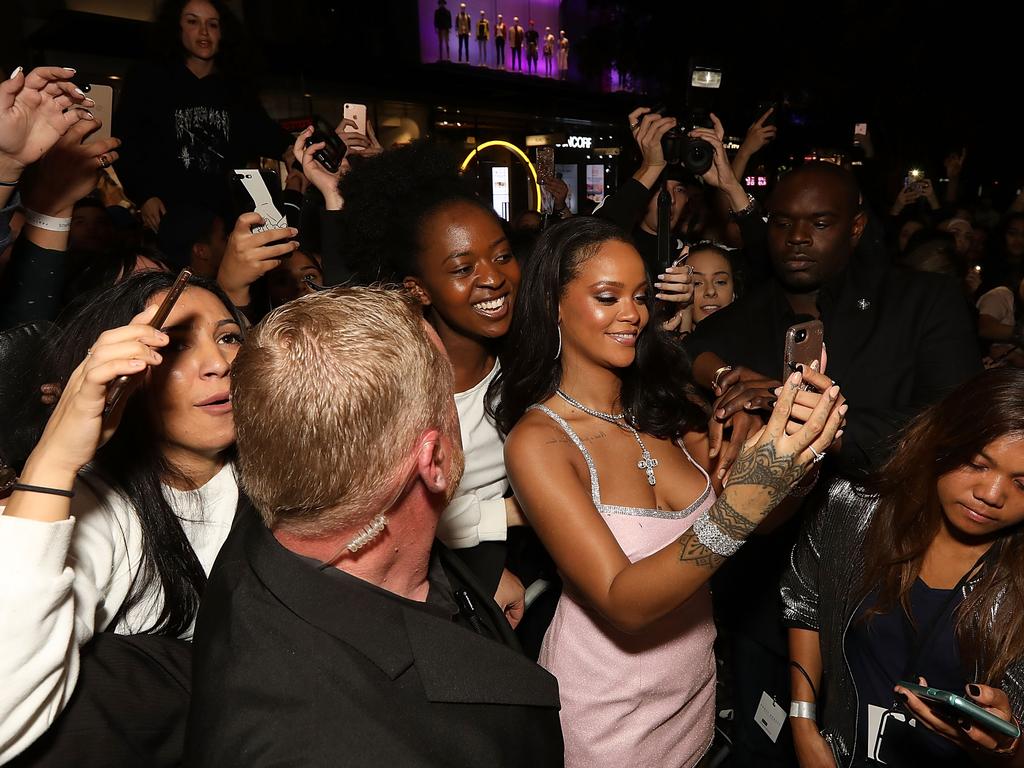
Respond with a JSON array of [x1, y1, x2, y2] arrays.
[[628, 106, 676, 190], [689, 114, 750, 213]]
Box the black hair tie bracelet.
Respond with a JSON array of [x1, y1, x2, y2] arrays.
[[11, 483, 75, 498]]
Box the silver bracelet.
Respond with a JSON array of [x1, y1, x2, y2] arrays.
[[789, 700, 817, 721], [693, 511, 744, 557]]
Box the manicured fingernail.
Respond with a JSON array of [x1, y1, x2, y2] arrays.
[[81, 110, 94, 119], [717, 469, 726, 479], [290, 228, 299, 235], [131, 359, 146, 368], [835, 429, 844, 439], [810, 359, 820, 371], [709, 447, 718, 458], [828, 384, 840, 398], [788, 362, 800, 372], [74, 87, 85, 95], [658, 273, 667, 280], [63, 67, 77, 73], [839, 404, 849, 416], [83, 97, 95, 106], [788, 371, 801, 385], [9, 66, 22, 79], [773, 386, 782, 395], [968, 684, 981, 697]]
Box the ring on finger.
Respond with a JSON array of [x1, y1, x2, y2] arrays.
[[809, 446, 826, 464], [98, 154, 111, 169]]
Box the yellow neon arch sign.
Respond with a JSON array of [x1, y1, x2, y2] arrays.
[[460, 140, 543, 213]]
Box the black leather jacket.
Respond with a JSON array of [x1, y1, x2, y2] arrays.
[[780, 478, 1024, 767]]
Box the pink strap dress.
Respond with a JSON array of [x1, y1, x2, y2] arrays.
[[530, 405, 717, 768]]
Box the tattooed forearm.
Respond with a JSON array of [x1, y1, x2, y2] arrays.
[[707, 493, 759, 539], [677, 533, 726, 569], [725, 440, 806, 508]]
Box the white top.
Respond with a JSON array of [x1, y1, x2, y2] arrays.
[[437, 360, 509, 549], [0, 462, 238, 764], [977, 285, 1015, 325]]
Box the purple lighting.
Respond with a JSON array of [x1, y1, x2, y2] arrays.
[[418, 0, 562, 74]]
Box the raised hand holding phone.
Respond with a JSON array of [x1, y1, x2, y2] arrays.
[[217, 212, 299, 309], [6, 304, 170, 521]]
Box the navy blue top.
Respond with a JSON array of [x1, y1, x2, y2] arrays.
[[847, 578, 968, 766]]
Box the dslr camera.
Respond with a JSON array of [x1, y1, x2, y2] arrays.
[[661, 107, 715, 175]]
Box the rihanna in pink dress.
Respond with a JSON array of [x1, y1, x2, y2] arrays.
[[531, 404, 717, 768]]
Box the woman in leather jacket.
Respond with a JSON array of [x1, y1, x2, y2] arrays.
[[782, 367, 1024, 767]]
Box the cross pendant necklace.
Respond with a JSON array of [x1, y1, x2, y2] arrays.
[[556, 389, 659, 486]]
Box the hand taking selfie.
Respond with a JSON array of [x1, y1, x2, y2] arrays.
[[217, 212, 300, 308]]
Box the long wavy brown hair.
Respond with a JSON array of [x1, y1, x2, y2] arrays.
[[860, 367, 1024, 684]]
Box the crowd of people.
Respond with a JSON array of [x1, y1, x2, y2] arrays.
[[2, 1, 1024, 767]]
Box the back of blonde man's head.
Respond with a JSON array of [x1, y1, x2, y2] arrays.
[[231, 286, 457, 536]]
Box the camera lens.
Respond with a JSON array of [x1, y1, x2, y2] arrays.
[[795, 329, 807, 342], [683, 137, 714, 175], [81, 83, 92, 93]]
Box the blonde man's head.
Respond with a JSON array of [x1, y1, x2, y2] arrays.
[[231, 286, 458, 536]]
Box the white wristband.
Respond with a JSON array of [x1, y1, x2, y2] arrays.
[[24, 208, 72, 232]]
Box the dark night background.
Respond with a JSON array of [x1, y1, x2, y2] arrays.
[[2, 0, 1018, 205]]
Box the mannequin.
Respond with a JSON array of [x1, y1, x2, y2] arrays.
[[509, 16, 525, 72], [525, 20, 539, 75], [543, 26, 555, 77], [476, 10, 490, 66], [558, 29, 569, 80], [455, 2, 471, 63], [433, 0, 452, 61], [494, 14, 506, 69]]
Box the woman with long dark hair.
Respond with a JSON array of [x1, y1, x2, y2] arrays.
[[0, 271, 245, 762], [496, 216, 846, 767], [784, 367, 1024, 767], [114, 0, 291, 233]]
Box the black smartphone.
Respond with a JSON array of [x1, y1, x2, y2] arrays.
[[103, 268, 192, 415], [304, 118, 346, 174]]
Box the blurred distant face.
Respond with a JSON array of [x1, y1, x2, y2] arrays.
[[267, 250, 323, 307], [1006, 219, 1024, 259], [944, 220, 973, 257], [642, 180, 687, 234], [898, 220, 924, 253], [180, 0, 221, 60], [69, 205, 114, 254]]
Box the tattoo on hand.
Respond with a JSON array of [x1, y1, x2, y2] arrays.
[[725, 440, 805, 508]]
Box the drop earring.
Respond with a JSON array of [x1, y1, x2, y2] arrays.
[[554, 325, 562, 359]]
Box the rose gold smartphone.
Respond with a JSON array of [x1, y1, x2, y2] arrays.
[[783, 319, 824, 375], [103, 268, 192, 415]]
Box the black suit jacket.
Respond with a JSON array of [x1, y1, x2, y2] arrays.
[[186, 511, 563, 767]]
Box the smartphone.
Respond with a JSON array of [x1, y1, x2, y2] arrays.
[[235, 170, 288, 232], [304, 128, 342, 173], [854, 122, 868, 136], [82, 83, 113, 143], [343, 103, 367, 135], [783, 319, 824, 376], [536, 146, 555, 183], [905, 168, 925, 190], [103, 268, 192, 415], [897, 681, 1021, 740]]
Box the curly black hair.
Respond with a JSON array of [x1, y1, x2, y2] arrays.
[[336, 140, 498, 283]]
